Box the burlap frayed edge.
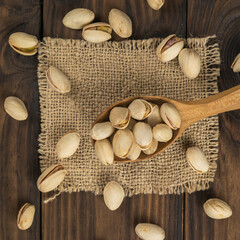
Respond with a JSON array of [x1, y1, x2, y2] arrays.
[[37, 35, 220, 202]]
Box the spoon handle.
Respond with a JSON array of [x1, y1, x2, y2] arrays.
[[177, 84, 240, 127]]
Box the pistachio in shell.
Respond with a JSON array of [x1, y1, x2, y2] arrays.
[[231, 53, 240, 72], [153, 123, 173, 142], [135, 223, 165, 240], [95, 139, 114, 165], [127, 140, 141, 160], [186, 146, 209, 173], [8, 32, 38, 56], [108, 8, 132, 38], [133, 122, 153, 150], [147, 104, 162, 127], [62, 8, 95, 29], [128, 99, 153, 120], [91, 121, 115, 140], [179, 48, 201, 79], [147, 0, 164, 10], [4, 96, 28, 121], [143, 138, 158, 155], [109, 107, 131, 129], [17, 203, 35, 230], [82, 22, 112, 43], [56, 132, 80, 159], [203, 198, 232, 220], [112, 129, 134, 158], [46, 66, 71, 93], [37, 164, 67, 193], [160, 103, 181, 129], [156, 34, 184, 62], [103, 181, 125, 211]]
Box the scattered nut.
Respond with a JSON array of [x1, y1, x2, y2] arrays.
[[62, 8, 95, 29], [135, 223, 165, 240], [9, 32, 38, 56], [153, 123, 173, 142], [231, 53, 240, 72], [37, 164, 67, 193], [17, 203, 35, 230], [179, 48, 201, 79], [146, 0, 164, 10], [4, 96, 28, 121], [95, 139, 114, 165], [203, 198, 232, 220]]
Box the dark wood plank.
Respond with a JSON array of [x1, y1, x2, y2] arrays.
[[0, 0, 41, 239], [42, 0, 186, 239], [185, 1, 240, 239]]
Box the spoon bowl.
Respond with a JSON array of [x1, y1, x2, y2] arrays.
[[91, 85, 240, 163]]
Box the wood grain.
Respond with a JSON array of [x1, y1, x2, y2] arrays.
[[185, 0, 240, 239], [42, 0, 186, 239], [0, 0, 40, 239]]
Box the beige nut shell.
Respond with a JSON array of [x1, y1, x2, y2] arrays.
[[17, 203, 35, 230]]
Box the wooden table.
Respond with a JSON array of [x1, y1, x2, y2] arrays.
[[0, 0, 240, 239]]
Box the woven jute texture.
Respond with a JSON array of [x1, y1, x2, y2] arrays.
[[38, 36, 220, 197]]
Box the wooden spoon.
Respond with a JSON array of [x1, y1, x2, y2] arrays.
[[91, 85, 240, 163]]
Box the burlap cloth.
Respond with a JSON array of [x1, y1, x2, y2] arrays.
[[38, 36, 220, 197]]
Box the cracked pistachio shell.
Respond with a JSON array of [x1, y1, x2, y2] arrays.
[[103, 181, 125, 211], [186, 147, 209, 173], [109, 107, 131, 129], [4, 96, 28, 121], [56, 132, 80, 159], [37, 164, 67, 193], [153, 123, 173, 142], [82, 22, 112, 43], [133, 122, 153, 150], [179, 48, 201, 79], [147, 104, 162, 127], [127, 140, 141, 160], [127, 118, 137, 131], [95, 139, 114, 165], [147, 0, 164, 10], [143, 138, 158, 155], [128, 99, 153, 120], [108, 9, 132, 38], [112, 129, 134, 158], [135, 223, 165, 240], [17, 203, 35, 230], [9, 32, 38, 56], [203, 198, 232, 219], [46, 66, 71, 93], [160, 103, 181, 129], [231, 53, 240, 72], [156, 34, 184, 62], [62, 8, 95, 29], [91, 122, 115, 140]]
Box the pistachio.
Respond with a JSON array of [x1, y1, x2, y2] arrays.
[[153, 123, 172, 142], [17, 203, 35, 230], [112, 129, 134, 158], [91, 121, 115, 140], [160, 103, 181, 129], [128, 99, 153, 120], [37, 164, 67, 193], [147, 0, 164, 10], [203, 198, 232, 220], [108, 9, 132, 38], [127, 118, 137, 131], [103, 181, 125, 211], [62, 8, 95, 29], [179, 48, 201, 79], [231, 53, 240, 72], [56, 132, 80, 159], [109, 107, 131, 129], [133, 122, 153, 150], [135, 223, 165, 240], [46, 66, 71, 93], [186, 147, 209, 173], [95, 139, 114, 165], [127, 140, 142, 160], [82, 22, 112, 43], [4, 96, 28, 121], [147, 104, 162, 127], [156, 34, 184, 62], [8, 32, 38, 56], [143, 138, 158, 155]]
